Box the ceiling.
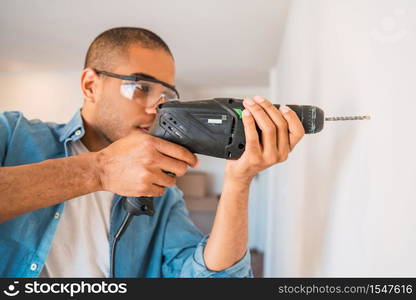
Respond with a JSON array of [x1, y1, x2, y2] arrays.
[[0, 0, 289, 88]]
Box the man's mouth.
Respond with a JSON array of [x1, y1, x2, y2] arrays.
[[137, 127, 150, 133]]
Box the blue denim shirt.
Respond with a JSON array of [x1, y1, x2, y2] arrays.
[[0, 109, 252, 278]]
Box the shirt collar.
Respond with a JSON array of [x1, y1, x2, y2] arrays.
[[59, 108, 85, 142]]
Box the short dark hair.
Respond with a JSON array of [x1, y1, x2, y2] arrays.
[[84, 27, 172, 70]]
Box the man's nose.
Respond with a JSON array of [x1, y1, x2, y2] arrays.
[[144, 97, 167, 114]]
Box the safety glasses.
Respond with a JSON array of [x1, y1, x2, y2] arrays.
[[94, 69, 180, 107]]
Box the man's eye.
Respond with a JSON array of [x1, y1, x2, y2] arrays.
[[136, 83, 150, 93]]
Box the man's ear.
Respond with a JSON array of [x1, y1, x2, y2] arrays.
[[81, 68, 99, 103]]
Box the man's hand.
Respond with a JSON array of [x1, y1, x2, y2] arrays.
[[95, 132, 198, 197], [225, 95, 305, 184]]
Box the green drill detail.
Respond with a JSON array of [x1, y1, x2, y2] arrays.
[[233, 108, 243, 119]]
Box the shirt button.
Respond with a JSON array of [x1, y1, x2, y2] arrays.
[[54, 212, 60, 219], [75, 129, 82, 136], [30, 263, 37, 271]]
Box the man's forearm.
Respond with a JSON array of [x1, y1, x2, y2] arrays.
[[0, 153, 100, 223], [203, 177, 251, 272]]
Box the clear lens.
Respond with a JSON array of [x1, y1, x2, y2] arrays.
[[120, 80, 178, 107]]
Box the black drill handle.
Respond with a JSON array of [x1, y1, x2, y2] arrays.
[[122, 171, 176, 216], [122, 196, 155, 216]]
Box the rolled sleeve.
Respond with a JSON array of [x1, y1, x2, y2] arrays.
[[185, 235, 253, 278]]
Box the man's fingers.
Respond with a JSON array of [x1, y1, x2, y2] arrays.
[[145, 185, 166, 197], [252, 95, 290, 154], [152, 168, 177, 188], [241, 108, 261, 154], [151, 153, 189, 177], [153, 137, 198, 167], [243, 98, 277, 158], [279, 105, 305, 150]]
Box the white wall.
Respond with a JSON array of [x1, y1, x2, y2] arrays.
[[264, 0, 416, 277], [0, 71, 83, 123]]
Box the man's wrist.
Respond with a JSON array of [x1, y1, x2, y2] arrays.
[[89, 151, 104, 192], [224, 169, 254, 186], [223, 173, 253, 191]]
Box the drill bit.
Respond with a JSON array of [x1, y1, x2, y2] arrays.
[[325, 115, 371, 121]]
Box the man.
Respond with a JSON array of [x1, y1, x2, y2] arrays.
[[0, 27, 305, 277]]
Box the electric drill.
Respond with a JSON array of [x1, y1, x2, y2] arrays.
[[150, 98, 323, 159], [121, 97, 370, 216]]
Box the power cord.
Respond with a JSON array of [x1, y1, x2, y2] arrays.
[[110, 196, 154, 278]]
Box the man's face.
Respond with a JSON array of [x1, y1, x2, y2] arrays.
[[92, 45, 176, 143]]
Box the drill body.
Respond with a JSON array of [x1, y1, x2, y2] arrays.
[[149, 98, 324, 159]]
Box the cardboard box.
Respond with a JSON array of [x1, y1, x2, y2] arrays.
[[185, 195, 219, 212], [176, 171, 207, 198]]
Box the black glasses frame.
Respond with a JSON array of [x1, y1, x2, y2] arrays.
[[94, 69, 180, 99]]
